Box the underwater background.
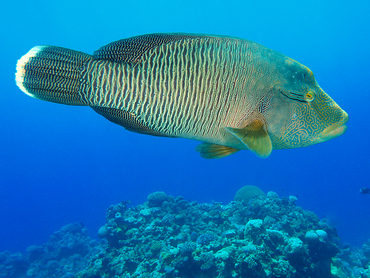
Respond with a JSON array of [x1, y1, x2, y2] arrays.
[[0, 0, 369, 254]]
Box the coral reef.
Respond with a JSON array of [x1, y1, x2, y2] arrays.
[[1, 191, 370, 277], [79, 191, 368, 278], [0, 223, 103, 278]]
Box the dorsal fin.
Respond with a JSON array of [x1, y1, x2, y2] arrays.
[[92, 106, 176, 138], [93, 33, 201, 63]]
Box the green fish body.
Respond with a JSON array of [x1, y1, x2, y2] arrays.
[[15, 33, 348, 158]]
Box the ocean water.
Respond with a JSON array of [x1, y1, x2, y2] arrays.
[[0, 0, 369, 253]]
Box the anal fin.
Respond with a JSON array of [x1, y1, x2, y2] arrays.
[[195, 143, 239, 159], [226, 119, 272, 158]]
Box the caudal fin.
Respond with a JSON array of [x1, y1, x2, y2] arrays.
[[15, 46, 93, 105]]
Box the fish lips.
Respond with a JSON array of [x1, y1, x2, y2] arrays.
[[318, 111, 348, 141]]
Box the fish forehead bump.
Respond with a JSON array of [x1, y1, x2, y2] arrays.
[[280, 57, 316, 88], [284, 57, 313, 75]]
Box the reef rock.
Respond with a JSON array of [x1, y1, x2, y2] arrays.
[[77, 192, 350, 277], [1, 192, 370, 278], [0, 223, 102, 278]]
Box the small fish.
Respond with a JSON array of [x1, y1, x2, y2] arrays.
[[15, 33, 348, 159], [360, 188, 370, 194]]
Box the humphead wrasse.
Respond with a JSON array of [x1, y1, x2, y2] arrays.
[[15, 33, 348, 158]]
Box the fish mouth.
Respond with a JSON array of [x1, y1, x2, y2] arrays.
[[319, 111, 348, 141]]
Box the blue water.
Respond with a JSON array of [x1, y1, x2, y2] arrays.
[[1, 0, 369, 253]]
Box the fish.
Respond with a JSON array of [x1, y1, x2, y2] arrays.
[[360, 188, 370, 194], [15, 33, 348, 159]]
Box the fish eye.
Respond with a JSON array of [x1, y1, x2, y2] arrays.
[[305, 91, 315, 102]]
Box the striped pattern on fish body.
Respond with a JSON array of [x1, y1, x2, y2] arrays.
[[15, 33, 348, 159], [83, 35, 280, 148]]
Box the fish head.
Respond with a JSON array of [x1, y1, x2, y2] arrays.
[[267, 57, 348, 149]]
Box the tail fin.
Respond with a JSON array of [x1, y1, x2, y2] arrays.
[[15, 46, 93, 105]]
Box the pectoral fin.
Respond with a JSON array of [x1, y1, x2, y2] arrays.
[[226, 120, 272, 158], [195, 143, 239, 159]]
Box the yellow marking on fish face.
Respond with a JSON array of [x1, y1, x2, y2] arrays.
[[304, 90, 315, 102], [285, 58, 295, 66]]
